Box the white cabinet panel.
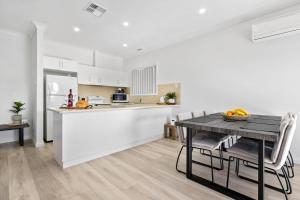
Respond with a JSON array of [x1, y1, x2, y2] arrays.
[[43, 56, 61, 70], [63, 61, 129, 87], [76, 64, 93, 85], [113, 71, 129, 87], [43, 56, 78, 72], [61, 59, 78, 71]]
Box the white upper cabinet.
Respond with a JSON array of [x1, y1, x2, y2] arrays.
[[43, 56, 78, 72], [76, 64, 128, 87], [61, 59, 78, 71], [43, 55, 128, 87], [114, 71, 129, 87], [76, 64, 93, 85], [43, 56, 61, 70]]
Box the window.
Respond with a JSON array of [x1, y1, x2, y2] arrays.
[[131, 65, 157, 96]]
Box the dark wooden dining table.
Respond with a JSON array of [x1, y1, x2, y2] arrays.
[[175, 113, 281, 200]]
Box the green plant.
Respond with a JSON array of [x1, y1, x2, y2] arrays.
[[10, 101, 25, 115], [165, 92, 176, 100]]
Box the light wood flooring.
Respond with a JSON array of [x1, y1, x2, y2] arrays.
[[0, 139, 299, 200]]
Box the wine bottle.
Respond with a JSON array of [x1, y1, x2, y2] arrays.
[[67, 89, 73, 108]]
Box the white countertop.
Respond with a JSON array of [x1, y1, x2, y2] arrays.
[[48, 104, 179, 114]]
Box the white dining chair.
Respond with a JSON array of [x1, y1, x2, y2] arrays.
[[245, 112, 295, 178], [225, 114, 297, 200], [176, 112, 230, 182]]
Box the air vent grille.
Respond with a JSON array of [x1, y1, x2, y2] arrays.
[[85, 2, 106, 17]]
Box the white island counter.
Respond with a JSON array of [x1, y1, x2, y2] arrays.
[[48, 104, 178, 168]]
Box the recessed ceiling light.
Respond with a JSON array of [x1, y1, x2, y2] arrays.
[[123, 43, 128, 47], [123, 21, 129, 27], [198, 8, 207, 15], [73, 27, 80, 32]]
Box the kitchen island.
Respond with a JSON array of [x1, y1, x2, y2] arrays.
[[48, 104, 178, 168]]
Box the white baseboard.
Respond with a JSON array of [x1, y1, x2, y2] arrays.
[[34, 141, 45, 147], [61, 135, 163, 169]]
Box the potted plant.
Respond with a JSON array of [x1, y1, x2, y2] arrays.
[[10, 101, 25, 125], [165, 92, 176, 104]]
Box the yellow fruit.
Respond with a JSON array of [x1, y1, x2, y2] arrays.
[[235, 111, 245, 116], [235, 108, 249, 116], [76, 100, 89, 108], [226, 111, 234, 116], [225, 108, 249, 117]]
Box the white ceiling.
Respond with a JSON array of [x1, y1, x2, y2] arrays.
[[0, 0, 299, 58]]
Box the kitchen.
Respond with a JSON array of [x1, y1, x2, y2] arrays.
[[43, 43, 180, 167]]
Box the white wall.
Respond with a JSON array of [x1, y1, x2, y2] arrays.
[[125, 21, 300, 163], [0, 30, 33, 143]]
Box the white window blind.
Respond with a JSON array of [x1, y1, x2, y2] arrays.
[[131, 65, 157, 96]]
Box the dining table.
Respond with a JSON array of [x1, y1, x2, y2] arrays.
[[175, 113, 282, 200]]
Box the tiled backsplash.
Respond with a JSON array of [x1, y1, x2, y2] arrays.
[[78, 82, 181, 104], [78, 85, 122, 103], [128, 82, 181, 104]]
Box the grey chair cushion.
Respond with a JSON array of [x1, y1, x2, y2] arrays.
[[185, 132, 228, 151], [227, 139, 273, 164]]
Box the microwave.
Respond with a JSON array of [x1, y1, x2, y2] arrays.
[[112, 93, 129, 103]]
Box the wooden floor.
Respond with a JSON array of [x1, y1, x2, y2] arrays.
[[0, 139, 299, 200]]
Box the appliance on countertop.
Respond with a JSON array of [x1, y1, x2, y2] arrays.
[[45, 74, 78, 142], [87, 96, 111, 106], [112, 88, 129, 103]]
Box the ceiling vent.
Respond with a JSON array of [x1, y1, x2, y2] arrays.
[[84, 2, 106, 17]]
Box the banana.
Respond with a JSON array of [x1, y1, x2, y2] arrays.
[[235, 111, 245, 116], [225, 108, 249, 117], [234, 108, 249, 116]]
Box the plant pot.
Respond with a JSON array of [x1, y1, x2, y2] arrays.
[[12, 115, 22, 125], [168, 99, 176, 104]]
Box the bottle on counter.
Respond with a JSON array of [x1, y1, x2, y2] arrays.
[[67, 89, 73, 108]]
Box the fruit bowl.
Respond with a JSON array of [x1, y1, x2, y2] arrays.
[[223, 108, 249, 121], [223, 114, 249, 121]]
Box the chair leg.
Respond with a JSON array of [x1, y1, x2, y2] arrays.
[[226, 156, 232, 188], [274, 169, 288, 200], [209, 150, 214, 183], [282, 164, 291, 193], [282, 167, 292, 195], [286, 156, 295, 178], [235, 159, 240, 176], [219, 146, 224, 170], [288, 151, 295, 167], [176, 145, 185, 174]]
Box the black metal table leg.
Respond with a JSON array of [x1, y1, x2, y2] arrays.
[[186, 128, 192, 179], [19, 128, 24, 146], [258, 140, 265, 200]]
